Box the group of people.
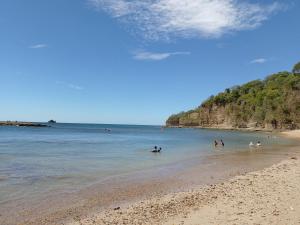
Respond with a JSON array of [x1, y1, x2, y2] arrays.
[[214, 139, 225, 148], [213, 139, 263, 149], [249, 141, 262, 147], [152, 146, 162, 153]]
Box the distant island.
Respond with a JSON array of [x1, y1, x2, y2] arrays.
[[48, 120, 57, 123], [166, 61, 300, 130], [0, 121, 49, 127]]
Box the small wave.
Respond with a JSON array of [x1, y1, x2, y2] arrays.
[[46, 175, 74, 181]]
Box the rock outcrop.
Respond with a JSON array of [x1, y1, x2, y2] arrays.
[[167, 64, 300, 130]]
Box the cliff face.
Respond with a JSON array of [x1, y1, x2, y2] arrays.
[[167, 105, 285, 130], [174, 106, 233, 128], [167, 69, 300, 130]]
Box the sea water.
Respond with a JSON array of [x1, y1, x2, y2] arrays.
[[0, 123, 294, 204]]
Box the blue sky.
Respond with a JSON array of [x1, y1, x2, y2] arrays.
[[0, 0, 299, 125]]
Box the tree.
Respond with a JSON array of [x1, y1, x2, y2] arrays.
[[292, 61, 300, 74]]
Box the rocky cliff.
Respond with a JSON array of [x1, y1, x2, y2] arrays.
[[166, 63, 300, 130]]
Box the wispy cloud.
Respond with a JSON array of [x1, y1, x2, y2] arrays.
[[133, 51, 190, 61], [68, 84, 84, 90], [56, 81, 84, 91], [250, 58, 267, 64], [29, 44, 48, 49], [89, 0, 284, 40]]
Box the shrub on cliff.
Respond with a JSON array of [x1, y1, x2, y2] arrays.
[[166, 62, 300, 129], [293, 61, 300, 74]]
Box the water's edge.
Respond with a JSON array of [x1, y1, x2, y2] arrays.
[[0, 125, 298, 225], [2, 141, 299, 225]]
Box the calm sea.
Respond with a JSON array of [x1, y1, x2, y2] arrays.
[[0, 123, 293, 204]]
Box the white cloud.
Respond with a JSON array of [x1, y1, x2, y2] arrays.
[[133, 51, 190, 61], [250, 58, 267, 64], [89, 0, 283, 40], [29, 44, 47, 49]]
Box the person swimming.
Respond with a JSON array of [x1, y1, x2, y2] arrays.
[[152, 146, 158, 152], [152, 146, 162, 153], [256, 141, 262, 147]]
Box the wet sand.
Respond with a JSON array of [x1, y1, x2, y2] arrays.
[[67, 131, 300, 225], [1, 132, 299, 225], [73, 153, 300, 225]]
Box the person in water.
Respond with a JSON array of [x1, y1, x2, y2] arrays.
[[152, 146, 160, 153], [214, 140, 218, 148], [220, 139, 225, 147]]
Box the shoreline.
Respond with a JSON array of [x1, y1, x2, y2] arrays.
[[1, 130, 299, 225], [73, 153, 300, 225], [281, 130, 300, 139], [66, 131, 300, 225], [165, 125, 296, 133]]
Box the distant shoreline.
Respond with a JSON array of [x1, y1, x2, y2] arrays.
[[0, 121, 49, 127], [164, 125, 282, 133]]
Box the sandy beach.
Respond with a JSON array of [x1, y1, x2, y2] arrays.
[[1, 130, 299, 225], [2, 2, 300, 224], [66, 131, 300, 225], [282, 130, 300, 139]]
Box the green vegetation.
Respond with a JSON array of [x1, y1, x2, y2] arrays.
[[293, 62, 300, 74], [167, 62, 300, 130]]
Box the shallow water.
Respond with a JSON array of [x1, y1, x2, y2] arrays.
[[0, 123, 294, 206]]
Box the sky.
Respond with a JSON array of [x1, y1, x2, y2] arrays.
[[0, 0, 299, 125]]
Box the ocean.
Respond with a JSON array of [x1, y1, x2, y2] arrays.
[[0, 123, 294, 206]]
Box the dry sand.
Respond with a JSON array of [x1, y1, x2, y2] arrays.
[[67, 131, 300, 225], [282, 130, 300, 139]]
